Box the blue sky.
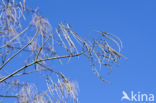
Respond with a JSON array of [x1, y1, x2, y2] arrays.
[[11, 0, 156, 103]]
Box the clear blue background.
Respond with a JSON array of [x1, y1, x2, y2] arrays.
[[20, 0, 156, 102]]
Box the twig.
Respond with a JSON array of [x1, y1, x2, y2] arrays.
[[0, 29, 39, 71], [0, 95, 18, 98], [0, 51, 85, 83]]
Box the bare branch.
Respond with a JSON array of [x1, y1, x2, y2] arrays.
[[0, 0, 125, 102], [0, 28, 39, 71]]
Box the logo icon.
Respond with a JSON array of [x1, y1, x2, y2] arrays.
[[121, 91, 130, 101]]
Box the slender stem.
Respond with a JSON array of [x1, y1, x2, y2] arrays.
[[0, 25, 31, 48], [0, 51, 85, 83], [0, 95, 18, 98], [35, 34, 52, 60], [0, 29, 39, 71], [37, 51, 85, 62], [0, 62, 36, 83]]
